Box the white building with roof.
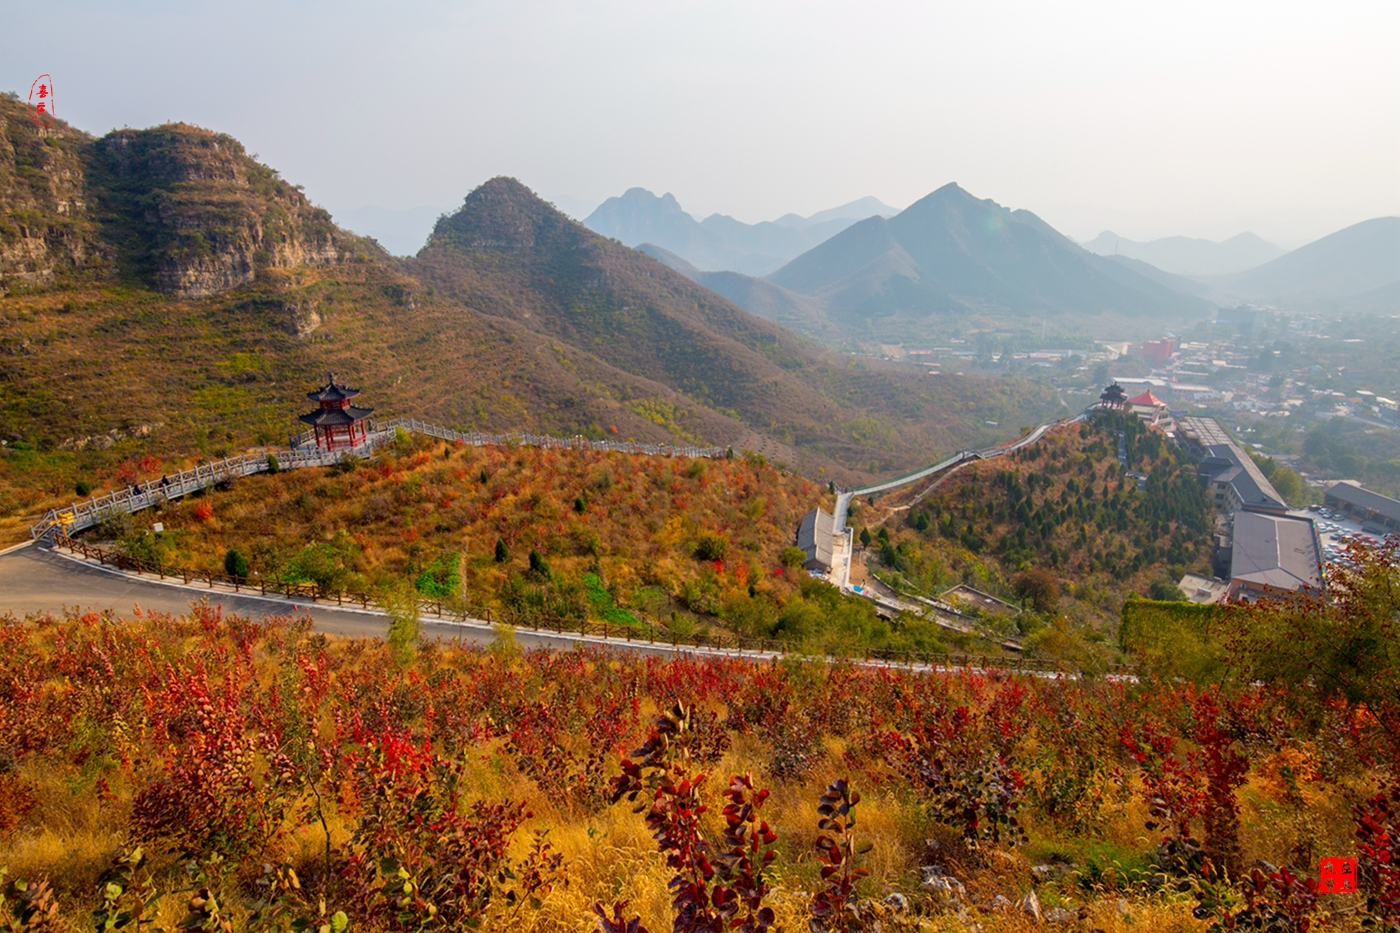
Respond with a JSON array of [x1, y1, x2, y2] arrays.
[[796, 508, 835, 573]]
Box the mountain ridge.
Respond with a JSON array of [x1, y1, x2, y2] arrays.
[[584, 188, 897, 275], [742, 182, 1215, 342], [405, 177, 1057, 472], [1203, 217, 1400, 306], [1081, 230, 1286, 276], [0, 93, 1062, 543]]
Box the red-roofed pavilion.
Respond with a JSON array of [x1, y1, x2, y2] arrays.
[[1128, 390, 1167, 408], [299, 373, 374, 450]]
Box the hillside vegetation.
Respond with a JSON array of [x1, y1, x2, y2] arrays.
[[0, 94, 1063, 544], [855, 413, 1213, 634], [93, 434, 964, 656], [6, 544, 1400, 931]]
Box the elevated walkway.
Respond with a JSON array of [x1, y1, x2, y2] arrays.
[[30, 417, 725, 542], [825, 412, 1089, 601]]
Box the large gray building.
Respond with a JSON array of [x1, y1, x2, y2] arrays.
[[1179, 417, 1289, 515], [1227, 510, 1323, 599], [1199, 443, 1288, 515], [1177, 415, 1315, 596]]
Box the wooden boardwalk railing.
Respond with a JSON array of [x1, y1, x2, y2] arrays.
[[30, 417, 728, 543], [337, 418, 726, 461]]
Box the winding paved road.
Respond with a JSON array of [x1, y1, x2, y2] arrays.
[[0, 542, 766, 659], [0, 542, 1115, 679]]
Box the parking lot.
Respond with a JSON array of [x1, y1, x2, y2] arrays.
[[1292, 505, 1391, 570]]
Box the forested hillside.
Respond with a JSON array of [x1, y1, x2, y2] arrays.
[[0, 95, 1063, 543], [90, 432, 968, 655], [855, 412, 1214, 631]]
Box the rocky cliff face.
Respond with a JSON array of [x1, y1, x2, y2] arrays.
[[91, 124, 348, 297], [0, 95, 109, 294], [1, 92, 370, 300]]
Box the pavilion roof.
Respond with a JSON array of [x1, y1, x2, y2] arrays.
[[1100, 383, 1127, 401], [307, 373, 361, 402], [298, 405, 374, 427], [1128, 390, 1167, 407]]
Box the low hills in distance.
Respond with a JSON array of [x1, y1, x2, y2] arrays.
[[583, 188, 899, 276], [1201, 216, 1400, 312], [1081, 218, 1400, 313], [0, 93, 1061, 540], [637, 182, 1397, 347], [1080, 230, 1286, 276]]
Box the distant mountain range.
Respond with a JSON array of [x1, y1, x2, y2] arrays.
[[584, 189, 899, 276], [636, 184, 1397, 344], [649, 183, 1216, 344], [1201, 217, 1400, 310], [1081, 230, 1285, 276]]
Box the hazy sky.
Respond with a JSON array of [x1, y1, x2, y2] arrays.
[[5, 0, 1397, 246]]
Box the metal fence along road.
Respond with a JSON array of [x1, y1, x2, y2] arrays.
[[46, 538, 1098, 676]]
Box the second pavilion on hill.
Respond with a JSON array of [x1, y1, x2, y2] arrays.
[[299, 373, 374, 450]]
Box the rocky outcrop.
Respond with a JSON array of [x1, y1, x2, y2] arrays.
[[58, 422, 163, 451], [0, 95, 370, 299], [92, 124, 346, 297], [0, 95, 109, 294], [284, 296, 323, 337]]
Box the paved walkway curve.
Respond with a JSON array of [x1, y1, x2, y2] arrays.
[[0, 542, 1118, 680], [0, 541, 777, 659], [829, 412, 1090, 589]]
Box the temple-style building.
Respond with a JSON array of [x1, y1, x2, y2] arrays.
[[1098, 382, 1128, 410], [299, 373, 374, 450], [1127, 389, 1173, 428]]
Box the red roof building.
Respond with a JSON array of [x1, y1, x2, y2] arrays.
[[1128, 390, 1167, 408]]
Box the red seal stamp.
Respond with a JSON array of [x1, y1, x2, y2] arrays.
[[1319, 857, 1357, 894], [29, 75, 55, 127]]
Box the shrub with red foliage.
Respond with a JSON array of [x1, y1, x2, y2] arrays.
[[810, 778, 870, 933], [884, 707, 1027, 852], [605, 703, 778, 933], [1355, 791, 1400, 924]]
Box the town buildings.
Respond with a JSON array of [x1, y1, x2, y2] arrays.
[[1175, 415, 1321, 599]]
